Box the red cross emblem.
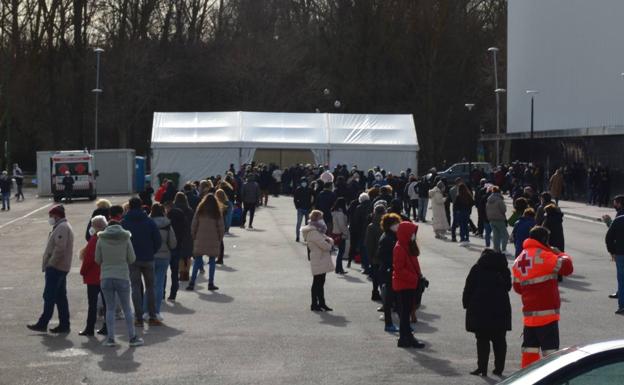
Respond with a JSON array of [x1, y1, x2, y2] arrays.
[[517, 251, 533, 276]]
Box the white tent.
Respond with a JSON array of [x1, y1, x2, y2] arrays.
[[151, 111, 418, 185]]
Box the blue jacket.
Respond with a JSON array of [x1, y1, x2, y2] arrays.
[[121, 209, 162, 262], [512, 216, 536, 256]]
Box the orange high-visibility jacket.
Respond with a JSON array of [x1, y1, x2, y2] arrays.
[[512, 238, 574, 327]]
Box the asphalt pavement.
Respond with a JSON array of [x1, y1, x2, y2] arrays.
[[0, 190, 621, 385]]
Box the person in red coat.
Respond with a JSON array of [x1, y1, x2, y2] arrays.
[[79, 215, 108, 336], [392, 221, 425, 348]]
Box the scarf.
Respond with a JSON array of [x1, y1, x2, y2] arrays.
[[310, 219, 327, 235]]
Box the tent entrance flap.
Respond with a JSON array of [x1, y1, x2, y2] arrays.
[[253, 149, 315, 169]]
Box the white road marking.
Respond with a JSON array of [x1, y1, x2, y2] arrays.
[[0, 203, 53, 230]]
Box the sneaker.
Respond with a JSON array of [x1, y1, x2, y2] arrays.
[[616, 308, 624, 315], [103, 338, 117, 347], [148, 318, 163, 326], [97, 325, 108, 335], [208, 284, 219, 291], [155, 313, 164, 321], [129, 336, 144, 347], [384, 324, 399, 333], [143, 312, 149, 321], [186, 284, 195, 291], [379, 315, 385, 321], [609, 293, 618, 299]]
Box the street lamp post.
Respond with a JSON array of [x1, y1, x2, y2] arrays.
[[92, 48, 104, 149], [465, 103, 476, 184], [488, 47, 501, 165], [526, 90, 539, 161]]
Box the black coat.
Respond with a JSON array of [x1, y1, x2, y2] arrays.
[[542, 208, 565, 251], [462, 250, 512, 333]]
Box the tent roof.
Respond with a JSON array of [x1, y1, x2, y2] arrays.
[[151, 111, 418, 151]]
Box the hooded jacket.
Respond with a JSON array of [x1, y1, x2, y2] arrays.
[[95, 224, 136, 280], [486, 192, 507, 222], [121, 209, 162, 262], [301, 223, 334, 276], [463, 250, 512, 333], [152, 216, 177, 259], [392, 222, 421, 291]]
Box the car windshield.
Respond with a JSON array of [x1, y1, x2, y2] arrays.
[[499, 347, 581, 384]]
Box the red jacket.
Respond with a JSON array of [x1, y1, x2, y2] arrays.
[[154, 184, 167, 203], [512, 238, 573, 327], [80, 235, 101, 285], [392, 222, 421, 291]]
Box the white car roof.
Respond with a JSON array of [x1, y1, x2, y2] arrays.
[[578, 339, 624, 354]]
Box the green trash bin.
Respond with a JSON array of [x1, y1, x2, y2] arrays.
[[157, 172, 180, 190]]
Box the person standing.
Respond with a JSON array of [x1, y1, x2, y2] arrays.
[[512, 226, 573, 368], [61, 171, 74, 203], [85, 199, 111, 241], [173, 193, 194, 282], [12, 164, 24, 201], [605, 195, 624, 312], [486, 186, 510, 255], [164, 201, 185, 301], [294, 178, 314, 242], [379, 213, 401, 333], [541, 204, 565, 252], [416, 177, 430, 222], [354, 192, 373, 275], [240, 175, 261, 229], [455, 184, 475, 246], [429, 181, 449, 239], [95, 217, 144, 347], [549, 168, 564, 205], [0, 170, 11, 210], [393, 221, 425, 348], [512, 208, 536, 257], [331, 198, 349, 275], [315, 181, 337, 234], [148, 203, 177, 320], [366, 204, 386, 301], [188, 194, 225, 291], [302, 210, 334, 312], [406, 176, 419, 221], [78, 215, 108, 336], [27, 205, 74, 333], [121, 197, 162, 327], [463, 249, 512, 377]]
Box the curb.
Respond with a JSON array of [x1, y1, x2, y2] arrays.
[[503, 201, 604, 224]]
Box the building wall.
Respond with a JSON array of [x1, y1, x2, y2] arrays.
[[507, 0, 624, 134]]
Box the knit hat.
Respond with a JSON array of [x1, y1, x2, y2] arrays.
[[49, 205, 66, 218], [374, 199, 388, 209]]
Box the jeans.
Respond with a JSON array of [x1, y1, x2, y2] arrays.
[[101, 278, 136, 340], [418, 198, 428, 222], [146, 258, 169, 314], [190, 256, 217, 285], [242, 202, 256, 227], [129, 261, 156, 321], [397, 289, 416, 343], [296, 209, 309, 239], [490, 220, 509, 252], [1, 192, 9, 209], [451, 209, 459, 240], [311, 273, 327, 306], [616, 255, 624, 309], [36, 267, 70, 328], [335, 238, 346, 273], [168, 249, 180, 299], [85, 284, 101, 332], [410, 199, 419, 221], [457, 209, 470, 242], [224, 202, 233, 232], [475, 331, 507, 373], [484, 222, 492, 248]]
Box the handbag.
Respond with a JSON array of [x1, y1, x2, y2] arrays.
[[330, 233, 343, 245]]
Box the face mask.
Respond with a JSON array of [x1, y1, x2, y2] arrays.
[[48, 217, 56, 226], [301, 183, 308, 188], [89, 227, 96, 236], [390, 224, 399, 232]]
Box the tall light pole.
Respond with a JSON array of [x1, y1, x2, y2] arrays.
[[465, 103, 476, 183], [488, 47, 502, 165], [526, 90, 539, 161], [92, 48, 104, 149]]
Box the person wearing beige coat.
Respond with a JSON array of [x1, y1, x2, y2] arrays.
[[187, 194, 225, 291], [302, 210, 334, 312]]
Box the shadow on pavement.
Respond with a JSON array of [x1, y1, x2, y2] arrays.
[[559, 277, 594, 292], [417, 310, 441, 322], [197, 291, 234, 303], [337, 273, 365, 284], [98, 347, 140, 373], [318, 312, 350, 327], [406, 347, 462, 377], [162, 301, 196, 315], [413, 321, 438, 334], [40, 334, 74, 352], [142, 324, 184, 346], [218, 265, 238, 273]]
